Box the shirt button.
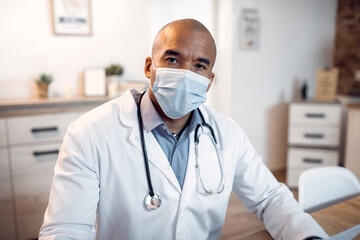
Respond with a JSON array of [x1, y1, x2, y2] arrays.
[[162, 126, 166, 130]]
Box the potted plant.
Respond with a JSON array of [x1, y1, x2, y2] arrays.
[[105, 64, 124, 97], [35, 73, 54, 98]]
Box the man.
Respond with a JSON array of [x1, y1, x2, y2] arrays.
[[39, 19, 328, 240]]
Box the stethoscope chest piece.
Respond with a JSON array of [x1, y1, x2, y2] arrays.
[[144, 192, 162, 211]]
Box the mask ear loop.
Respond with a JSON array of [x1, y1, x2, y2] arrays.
[[151, 57, 158, 70], [149, 57, 157, 91]]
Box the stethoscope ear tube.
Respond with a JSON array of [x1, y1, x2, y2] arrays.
[[137, 91, 155, 198], [196, 109, 217, 144]]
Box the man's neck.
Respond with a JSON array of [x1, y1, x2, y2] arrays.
[[148, 89, 192, 134], [163, 112, 192, 135]]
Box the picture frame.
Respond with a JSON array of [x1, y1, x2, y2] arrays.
[[51, 0, 92, 35], [84, 68, 106, 97], [239, 9, 259, 50], [315, 67, 339, 102]]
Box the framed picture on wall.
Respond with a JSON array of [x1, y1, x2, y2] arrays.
[[51, 0, 92, 35], [239, 9, 259, 50]]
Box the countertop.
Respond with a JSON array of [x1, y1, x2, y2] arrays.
[[348, 103, 360, 109], [0, 96, 112, 117]]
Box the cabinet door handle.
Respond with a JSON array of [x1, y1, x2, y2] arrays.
[[304, 133, 324, 139], [33, 150, 59, 157], [31, 126, 58, 134], [303, 158, 323, 164], [305, 113, 325, 118]]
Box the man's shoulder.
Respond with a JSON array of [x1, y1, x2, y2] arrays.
[[202, 105, 250, 142], [76, 98, 121, 125], [72, 90, 135, 131], [202, 104, 239, 128]]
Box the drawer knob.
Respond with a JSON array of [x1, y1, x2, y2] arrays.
[[33, 150, 59, 157], [304, 133, 324, 139], [303, 158, 323, 164], [305, 113, 325, 118], [31, 126, 58, 134]]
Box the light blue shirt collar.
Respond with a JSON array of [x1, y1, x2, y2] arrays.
[[140, 91, 164, 133]]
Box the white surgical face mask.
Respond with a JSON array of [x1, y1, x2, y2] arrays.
[[151, 60, 210, 119]]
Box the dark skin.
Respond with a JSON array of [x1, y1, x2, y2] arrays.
[[144, 19, 216, 134]]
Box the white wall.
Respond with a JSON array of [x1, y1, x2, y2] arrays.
[[0, 0, 338, 170], [0, 0, 215, 99], [0, 0, 151, 99], [148, 0, 215, 44], [218, 0, 338, 170]]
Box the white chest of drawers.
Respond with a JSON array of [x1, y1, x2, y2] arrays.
[[0, 97, 109, 240], [345, 106, 360, 180], [286, 102, 342, 188]]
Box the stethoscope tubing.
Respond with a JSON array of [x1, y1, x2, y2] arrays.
[[137, 92, 155, 197]]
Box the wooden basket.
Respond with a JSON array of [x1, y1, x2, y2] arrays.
[[36, 82, 49, 98]]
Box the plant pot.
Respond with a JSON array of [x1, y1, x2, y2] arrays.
[[107, 75, 122, 98], [36, 82, 49, 98]]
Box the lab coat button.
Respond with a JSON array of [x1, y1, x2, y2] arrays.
[[167, 165, 171, 169], [135, 136, 139, 141]]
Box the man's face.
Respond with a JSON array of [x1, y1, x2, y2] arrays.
[[145, 26, 216, 92]]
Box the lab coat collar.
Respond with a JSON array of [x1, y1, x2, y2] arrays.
[[141, 91, 163, 133], [118, 89, 138, 128]]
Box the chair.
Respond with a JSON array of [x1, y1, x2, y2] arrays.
[[298, 166, 360, 213]]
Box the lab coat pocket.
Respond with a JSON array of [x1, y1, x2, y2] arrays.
[[196, 147, 233, 205]]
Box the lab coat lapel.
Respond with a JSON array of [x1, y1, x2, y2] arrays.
[[118, 90, 142, 154], [144, 130, 181, 193]]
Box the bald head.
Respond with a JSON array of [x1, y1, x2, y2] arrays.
[[144, 19, 217, 121], [152, 19, 216, 66]]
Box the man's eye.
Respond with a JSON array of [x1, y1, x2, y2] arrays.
[[166, 57, 178, 64], [196, 63, 206, 70]]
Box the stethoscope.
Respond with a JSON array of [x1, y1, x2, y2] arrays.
[[137, 92, 224, 211]]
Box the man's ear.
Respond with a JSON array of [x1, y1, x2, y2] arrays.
[[207, 73, 215, 92], [144, 56, 152, 78]]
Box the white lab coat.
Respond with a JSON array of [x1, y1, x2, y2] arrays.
[[39, 89, 328, 240]]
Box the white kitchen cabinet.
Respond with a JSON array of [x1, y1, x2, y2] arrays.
[[7, 112, 78, 145], [0, 118, 7, 146], [0, 148, 16, 240], [11, 143, 60, 240], [0, 97, 108, 240], [8, 114, 77, 240], [286, 102, 341, 188]]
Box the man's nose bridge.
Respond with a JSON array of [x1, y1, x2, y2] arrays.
[[181, 61, 193, 72]]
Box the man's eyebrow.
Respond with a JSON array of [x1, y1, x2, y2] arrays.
[[164, 50, 180, 56], [198, 57, 210, 66]]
